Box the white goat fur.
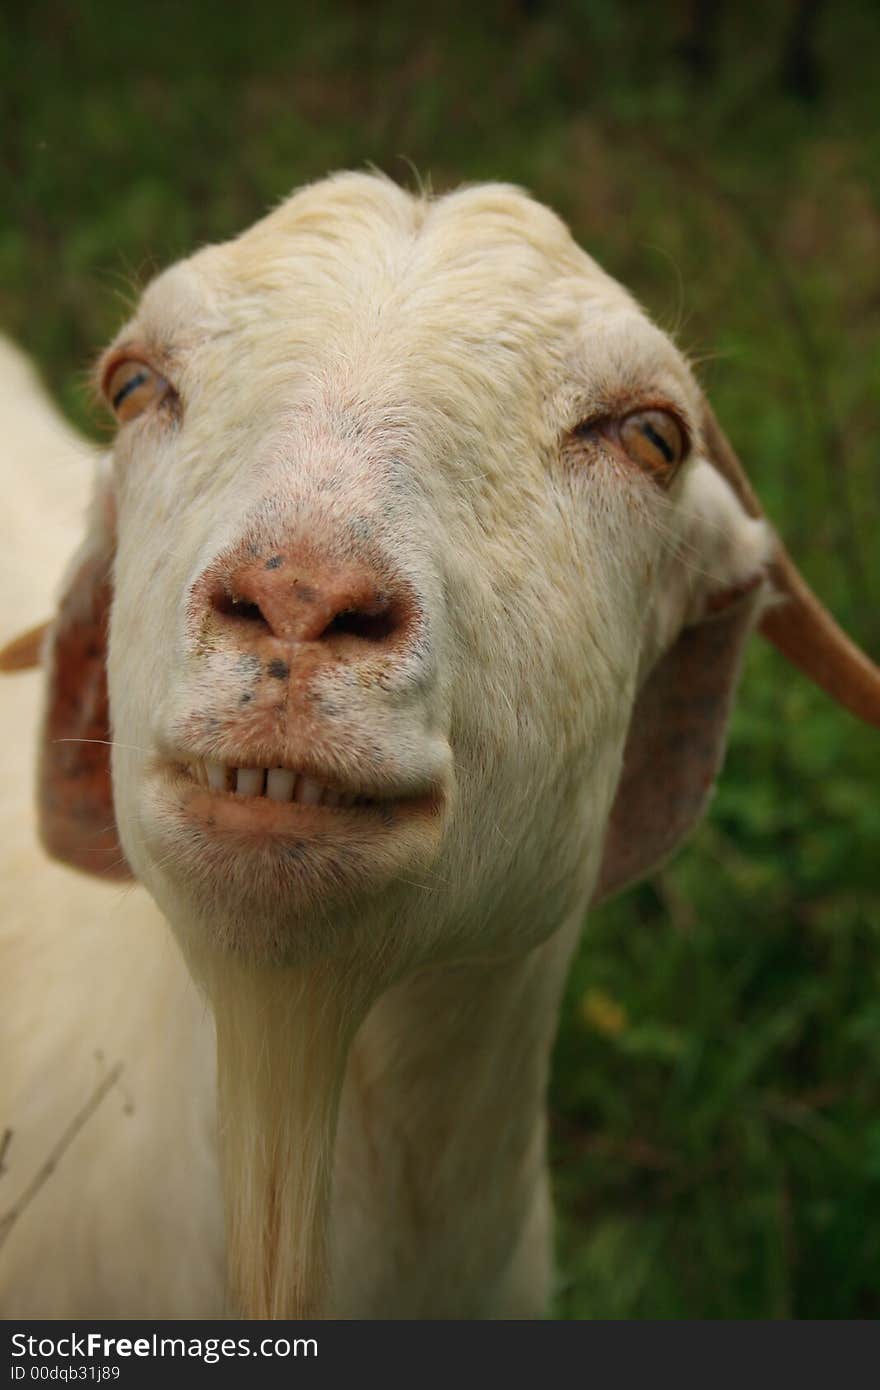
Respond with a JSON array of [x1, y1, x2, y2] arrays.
[[0, 174, 773, 1319], [0, 341, 223, 1316]]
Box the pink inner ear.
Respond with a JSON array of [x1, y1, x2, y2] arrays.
[[39, 554, 133, 882], [592, 603, 758, 906]]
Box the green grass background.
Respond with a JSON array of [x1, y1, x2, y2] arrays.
[[2, 0, 878, 1319]]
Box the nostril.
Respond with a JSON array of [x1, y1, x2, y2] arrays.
[[213, 590, 272, 633], [323, 604, 397, 644]]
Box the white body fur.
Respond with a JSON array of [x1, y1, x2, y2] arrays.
[[0, 176, 775, 1318], [0, 340, 222, 1317]]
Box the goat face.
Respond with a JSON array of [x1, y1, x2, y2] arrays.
[[35, 175, 812, 967], [13, 173, 878, 1324]]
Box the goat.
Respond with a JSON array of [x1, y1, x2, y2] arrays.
[[1, 172, 877, 1320]]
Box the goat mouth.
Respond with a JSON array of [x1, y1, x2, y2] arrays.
[[143, 751, 450, 938], [165, 757, 440, 827]]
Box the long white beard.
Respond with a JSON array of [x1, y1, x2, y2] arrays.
[[200, 956, 370, 1319]]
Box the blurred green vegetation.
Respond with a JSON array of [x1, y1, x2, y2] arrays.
[[2, 0, 878, 1319]]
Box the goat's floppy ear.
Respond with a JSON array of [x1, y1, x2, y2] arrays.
[[594, 401, 880, 906], [37, 459, 133, 881]]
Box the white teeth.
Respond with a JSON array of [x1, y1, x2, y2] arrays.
[[206, 761, 227, 791], [235, 767, 264, 797], [296, 777, 323, 806], [196, 760, 366, 808], [266, 767, 296, 802]]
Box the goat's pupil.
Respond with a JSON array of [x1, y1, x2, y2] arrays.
[[112, 370, 149, 410], [640, 421, 674, 463]]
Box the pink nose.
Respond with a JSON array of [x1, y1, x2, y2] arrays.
[[204, 547, 413, 656]]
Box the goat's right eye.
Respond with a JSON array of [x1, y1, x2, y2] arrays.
[[104, 360, 170, 423], [619, 409, 686, 486]]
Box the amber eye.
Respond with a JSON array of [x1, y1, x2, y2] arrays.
[[619, 409, 686, 486], [104, 359, 170, 423]]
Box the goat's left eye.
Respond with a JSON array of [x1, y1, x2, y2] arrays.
[[619, 409, 686, 485], [104, 360, 170, 423]]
